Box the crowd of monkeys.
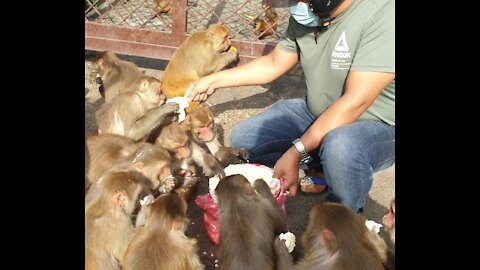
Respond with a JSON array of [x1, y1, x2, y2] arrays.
[[85, 21, 396, 270]]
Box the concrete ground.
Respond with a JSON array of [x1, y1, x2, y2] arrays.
[[85, 50, 395, 269]]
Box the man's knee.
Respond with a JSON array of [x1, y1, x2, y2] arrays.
[[320, 127, 363, 165]]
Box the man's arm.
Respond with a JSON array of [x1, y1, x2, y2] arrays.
[[188, 46, 298, 101], [273, 70, 395, 196]]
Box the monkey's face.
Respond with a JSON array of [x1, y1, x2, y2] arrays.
[[145, 79, 164, 105], [209, 24, 232, 53], [194, 123, 215, 142]]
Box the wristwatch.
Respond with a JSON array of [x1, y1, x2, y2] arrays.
[[292, 138, 313, 165]]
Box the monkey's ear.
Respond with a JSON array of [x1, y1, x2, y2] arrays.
[[96, 58, 104, 69], [172, 217, 187, 231], [182, 115, 191, 127], [113, 191, 127, 206], [242, 181, 254, 195], [134, 161, 145, 172], [142, 78, 150, 89], [322, 228, 336, 247], [206, 29, 215, 39]]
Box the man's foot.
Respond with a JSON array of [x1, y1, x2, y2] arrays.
[[298, 168, 327, 193]]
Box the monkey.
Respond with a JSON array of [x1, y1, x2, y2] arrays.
[[85, 134, 177, 206], [101, 143, 177, 195], [161, 24, 238, 112], [383, 198, 395, 244], [94, 51, 145, 102], [184, 104, 249, 166], [85, 171, 147, 270], [378, 198, 396, 269], [85, 134, 139, 192], [169, 157, 200, 202], [215, 174, 287, 270], [96, 75, 179, 141], [122, 193, 204, 270], [253, 4, 279, 39], [156, 121, 225, 178], [274, 202, 388, 270], [155, 0, 172, 14]]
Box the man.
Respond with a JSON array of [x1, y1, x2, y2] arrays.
[[188, 0, 395, 213]]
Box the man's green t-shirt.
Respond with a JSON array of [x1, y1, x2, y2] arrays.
[[278, 0, 395, 126]]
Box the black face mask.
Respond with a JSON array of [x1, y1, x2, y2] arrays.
[[308, 0, 344, 16], [308, 0, 343, 34]]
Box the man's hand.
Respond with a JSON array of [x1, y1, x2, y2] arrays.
[[187, 76, 216, 102], [273, 147, 301, 197]]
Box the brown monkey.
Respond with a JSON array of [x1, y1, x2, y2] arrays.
[[85, 171, 147, 270], [102, 143, 176, 194], [253, 4, 279, 39], [86, 135, 175, 200], [216, 174, 287, 270], [96, 75, 179, 141], [155, 0, 172, 14], [161, 24, 238, 112], [184, 104, 249, 166], [85, 134, 138, 192], [122, 193, 204, 270], [275, 202, 387, 270], [156, 121, 225, 178], [383, 198, 395, 244], [94, 51, 145, 102]]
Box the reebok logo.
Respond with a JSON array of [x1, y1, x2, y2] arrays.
[[331, 31, 351, 70]]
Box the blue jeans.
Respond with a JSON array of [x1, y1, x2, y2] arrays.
[[230, 98, 395, 212]]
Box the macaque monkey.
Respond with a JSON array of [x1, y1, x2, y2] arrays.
[[85, 171, 146, 270], [161, 24, 238, 112], [383, 198, 395, 244], [122, 193, 204, 270], [155, 0, 172, 14], [169, 157, 200, 202], [253, 4, 279, 39], [96, 76, 179, 141], [94, 51, 145, 102], [102, 143, 176, 195], [184, 105, 249, 166], [216, 174, 287, 270], [274, 202, 387, 270], [86, 134, 175, 200], [85, 134, 138, 192], [156, 121, 225, 178]]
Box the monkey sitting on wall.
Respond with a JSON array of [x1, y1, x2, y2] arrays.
[[155, 0, 172, 14], [253, 4, 279, 39], [161, 24, 239, 112]]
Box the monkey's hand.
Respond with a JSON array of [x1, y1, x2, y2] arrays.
[[231, 147, 250, 163], [166, 96, 189, 122], [158, 175, 176, 194], [365, 220, 383, 234], [273, 237, 294, 269], [140, 194, 155, 206], [279, 232, 296, 253], [159, 102, 180, 124]]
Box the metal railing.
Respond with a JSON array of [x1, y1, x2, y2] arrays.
[[85, 0, 290, 64]]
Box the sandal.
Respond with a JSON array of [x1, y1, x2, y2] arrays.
[[299, 176, 327, 193]]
